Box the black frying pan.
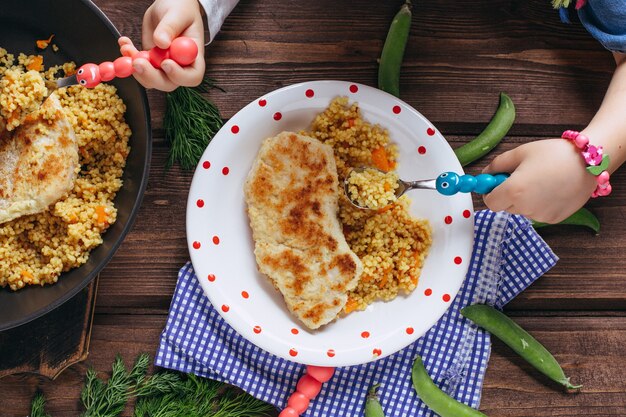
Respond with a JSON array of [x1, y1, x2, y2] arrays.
[[0, 0, 151, 331]]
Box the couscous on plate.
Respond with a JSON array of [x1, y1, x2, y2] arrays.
[[306, 97, 432, 313]]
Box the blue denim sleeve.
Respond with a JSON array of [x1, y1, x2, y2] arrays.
[[577, 0, 626, 53]]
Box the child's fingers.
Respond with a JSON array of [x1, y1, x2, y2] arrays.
[[161, 57, 205, 87], [482, 147, 524, 174], [152, 9, 196, 49], [132, 58, 178, 92]]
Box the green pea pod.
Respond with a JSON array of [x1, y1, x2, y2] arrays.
[[364, 384, 386, 417], [454, 93, 516, 166], [532, 207, 600, 234], [378, 1, 412, 98], [412, 356, 488, 417], [461, 304, 582, 390]]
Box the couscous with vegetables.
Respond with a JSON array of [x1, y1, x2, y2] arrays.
[[307, 97, 432, 312], [346, 167, 399, 210], [0, 47, 130, 291]]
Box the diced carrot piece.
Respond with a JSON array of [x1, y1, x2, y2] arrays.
[[344, 298, 358, 314], [95, 206, 107, 223], [348, 118, 355, 128], [36, 35, 55, 50], [26, 56, 43, 71], [371, 147, 391, 172]]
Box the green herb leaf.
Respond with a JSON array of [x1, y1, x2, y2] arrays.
[[164, 77, 225, 170], [30, 392, 51, 417]]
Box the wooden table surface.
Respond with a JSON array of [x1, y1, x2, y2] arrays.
[[3, 0, 626, 415]]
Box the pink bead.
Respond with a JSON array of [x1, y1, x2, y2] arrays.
[[306, 366, 335, 383], [287, 392, 310, 414], [278, 407, 299, 417], [597, 183, 612, 196], [574, 134, 590, 149], [98, 62, 115, 82], [169, 37, 198, 66], [591, 190, 599, 198], [148, 46, 170, 69], [561, 130, 579, 140], [296, 374, 323, 399], [113, 56, 134, 78], [597, 171, 610, 185]]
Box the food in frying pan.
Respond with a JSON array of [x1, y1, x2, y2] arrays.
[[245, 132, 363, 330], [0, 48, 131, 290], [0, 68, 48, 132]]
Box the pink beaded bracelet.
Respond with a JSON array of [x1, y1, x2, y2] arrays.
[[562, 130, 612, 198]]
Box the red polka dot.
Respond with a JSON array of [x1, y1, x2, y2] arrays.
[[424, 288, 433, 296], [231, 125, 240, 134], [202, 161, 211, 169], [253, 325, 262, 334], [463, 210, 471, 218], [289, 348, 298, 357], [361, 331, 370, 339], [444, 216, 453, 224], [373, 348, 382, 356], [212, 236, 220, 245], [222, 167, 230, 175], [406, 327, 414, 335], [273, 112, 282, 121], [192, 241, 201, 249], [196, 199, 205, 208], [454, 256, 462, 265], [241, 291, 249, 299], [291, 328, 299, 335], [221, 305, 230, 312], [443, 294, 451, 302], [418, 146, 426, 154], [207, 274, 216, 282], [305, 89, 314, 98], [327, 349, 336, 357], [259, 99, 267, 107], [427, 128, 436, 136], [392, 105, 401, 114]]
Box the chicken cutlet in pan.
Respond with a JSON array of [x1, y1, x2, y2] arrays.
[[0, 93, 79, 224]]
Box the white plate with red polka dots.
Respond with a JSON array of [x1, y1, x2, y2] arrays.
[[187, 80, 474, 367]]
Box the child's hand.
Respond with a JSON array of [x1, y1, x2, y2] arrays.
[[119, 0, 205, 91], [482, 139, 597, 223]]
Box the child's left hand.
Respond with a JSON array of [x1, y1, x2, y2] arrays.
[[118, 0, 205, 91], [482, 138, 597, 223]]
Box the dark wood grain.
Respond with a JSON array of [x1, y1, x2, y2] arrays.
[[2, 0, 626, 415]]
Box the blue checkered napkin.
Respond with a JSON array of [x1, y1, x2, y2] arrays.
[[155, 210, 558, 416]]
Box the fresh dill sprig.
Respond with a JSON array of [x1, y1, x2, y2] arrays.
[[30, 392, 51, 417], [30, 354, 275, 417], [164, 77, 224, 170]]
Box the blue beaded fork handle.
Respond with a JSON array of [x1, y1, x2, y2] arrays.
[[435, 172, 509, 196]]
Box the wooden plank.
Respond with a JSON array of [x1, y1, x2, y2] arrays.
[[1, 313, 625, 416], [94, 0, 614, 132], [0, 278, 97, 379]]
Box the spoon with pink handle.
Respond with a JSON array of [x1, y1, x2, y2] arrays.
[[46, 36, 198, 90]]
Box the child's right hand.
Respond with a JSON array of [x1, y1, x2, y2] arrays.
[[119, 0, 205, 91]]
